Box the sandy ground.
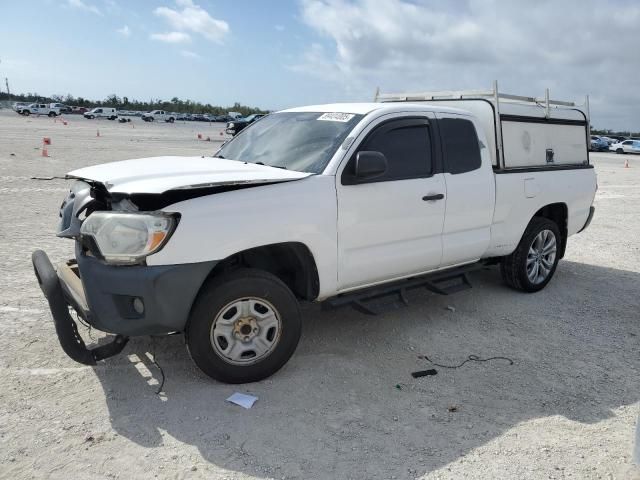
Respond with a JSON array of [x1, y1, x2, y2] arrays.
[[0, 110, 638, 480]]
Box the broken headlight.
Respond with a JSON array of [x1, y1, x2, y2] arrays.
[[80, 212, 178, 264]]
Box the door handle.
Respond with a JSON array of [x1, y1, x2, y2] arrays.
[[422, 193, 445, 201]]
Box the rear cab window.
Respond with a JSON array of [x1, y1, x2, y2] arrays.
[[439, 117, 482, 174]]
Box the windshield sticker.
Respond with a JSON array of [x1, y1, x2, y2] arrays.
[[318, 112, 355, 122]]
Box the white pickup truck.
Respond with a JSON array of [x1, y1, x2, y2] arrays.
[[32, 84, 596, 383], [141, 110, 176, 123], [16, 103, 61, 116]]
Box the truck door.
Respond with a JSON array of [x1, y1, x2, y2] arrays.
[[336, 114, 446, 290], [436, 113, 495, 266]]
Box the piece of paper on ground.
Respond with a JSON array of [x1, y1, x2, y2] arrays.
[[226, 392, 258, 409]]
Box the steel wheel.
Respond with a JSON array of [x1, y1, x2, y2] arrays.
[[526, 229, 557, 284], [211, 297, 282, 365]]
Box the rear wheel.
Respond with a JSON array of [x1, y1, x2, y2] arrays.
[[23, 111, 30, 116], [500, 217, 561, 292], [186, 268, 302, 383], [167, 117, 175, 123], [48, 112, 56, 117]]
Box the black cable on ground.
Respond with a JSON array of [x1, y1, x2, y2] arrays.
[[150, 337, 165, 395], [418, 354, 514, 368]]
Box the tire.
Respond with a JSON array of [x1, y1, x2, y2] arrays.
[[500, 217, 561, 292], [186, 268, 302, 383], [23, 111, 30, 116], [167, 117, 175, 123], [48, 112, 56, 117], [616, 148, 624, 154]]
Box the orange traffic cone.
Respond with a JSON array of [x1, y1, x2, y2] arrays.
[[96, 129, 100, 137], [624, 159, 629, 168]]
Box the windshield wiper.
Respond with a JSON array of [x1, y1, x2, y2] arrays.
[[214, 154, 225, 159], [254, 161, 287, 170]]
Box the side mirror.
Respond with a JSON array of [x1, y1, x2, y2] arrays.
[[355, 151, 387, 180]]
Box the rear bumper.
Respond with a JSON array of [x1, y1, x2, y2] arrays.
[[578, 206, 595, 233], [32, 249, 216, 363]]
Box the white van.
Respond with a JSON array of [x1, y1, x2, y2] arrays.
[[84, 107, 117, 120]]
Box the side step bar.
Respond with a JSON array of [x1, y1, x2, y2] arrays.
[[322, 264, 482, 316]]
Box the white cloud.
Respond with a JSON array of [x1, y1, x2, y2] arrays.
[[180, 50, 201, 59], [66, 0, 101, 15], [150, 31, 192, 44], [297, 0, 640, 130], [116, 25, 131, 37], [153, 0, 229, 43]]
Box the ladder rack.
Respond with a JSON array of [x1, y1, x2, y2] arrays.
[[375, 80, 586, 110]]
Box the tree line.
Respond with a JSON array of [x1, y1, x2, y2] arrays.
[[591, 127, 640, 138], [0, 91, 268, 116]]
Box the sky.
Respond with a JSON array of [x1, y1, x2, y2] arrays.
[[0, 0, 639, 130]]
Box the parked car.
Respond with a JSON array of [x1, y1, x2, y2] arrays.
[[225, 114, 266, 136], [16, 103, 61, 116], [12, 102, 30, 112], [590, 136, 609, 152], [141, 110, 176, 123], [32, 95, 596, 384], [71, 106, 88, 115], [51, 103, 72, 114], [606, 135, 629, 143], [211, 115, 232, 122], [84, 107, 118, 120], [610, 139, 640, 154]]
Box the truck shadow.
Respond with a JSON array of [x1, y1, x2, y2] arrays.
[[92, 260, 640, 478]]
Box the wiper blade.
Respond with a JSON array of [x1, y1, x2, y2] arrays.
[[254, 161, 287, 170], [214, 154, 225, 159]]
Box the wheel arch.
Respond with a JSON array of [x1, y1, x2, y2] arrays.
[[201, 242, 320, 302], [532, 202, 568, 258]]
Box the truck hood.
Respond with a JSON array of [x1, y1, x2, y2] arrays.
[[67, 156, 311, 194]]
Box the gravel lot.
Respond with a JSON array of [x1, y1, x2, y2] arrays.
[[0, 110, 638, 480]]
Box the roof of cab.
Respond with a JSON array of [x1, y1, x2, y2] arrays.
[[281, 102, 471, 116]]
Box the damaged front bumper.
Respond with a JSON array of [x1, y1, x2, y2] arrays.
[[32, 248, 215, 365]]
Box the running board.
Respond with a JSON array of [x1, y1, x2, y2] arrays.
[[323, 265, 480, 316]]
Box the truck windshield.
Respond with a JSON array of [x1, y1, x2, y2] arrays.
[[217, 112, 363, 173]]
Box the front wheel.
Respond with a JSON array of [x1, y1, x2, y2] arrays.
[[186, 268, 302, 383], [48, 112, 56, 117], [616, 148, 624, 154], [500, 217, 561, 292]]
